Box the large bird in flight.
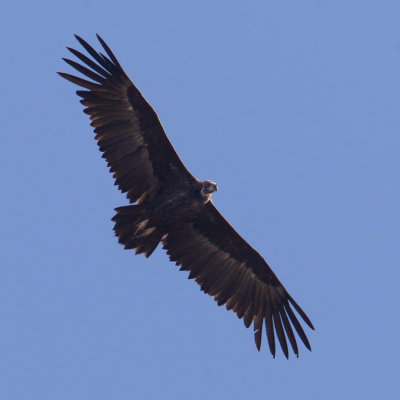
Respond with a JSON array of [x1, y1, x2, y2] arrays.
[[59, 34, 314, 358]]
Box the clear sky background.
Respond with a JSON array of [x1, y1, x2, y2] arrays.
[[1, 1, 399, 399]]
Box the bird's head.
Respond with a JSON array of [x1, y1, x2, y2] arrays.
[[200, 180, 218, 202]]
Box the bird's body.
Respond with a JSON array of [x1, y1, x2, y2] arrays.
[[59, 34, 314, 358], [113, 179, 214, 257]]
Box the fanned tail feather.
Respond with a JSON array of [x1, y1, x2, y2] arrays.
[[112, 205, 163, 257]]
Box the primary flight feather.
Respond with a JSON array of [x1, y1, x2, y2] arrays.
[[59, 34, 314, 358]]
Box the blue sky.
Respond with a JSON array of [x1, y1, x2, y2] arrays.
[[2, 1, 399, 399]]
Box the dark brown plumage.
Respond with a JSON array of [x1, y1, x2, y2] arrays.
[[59, 34, 314, 358]]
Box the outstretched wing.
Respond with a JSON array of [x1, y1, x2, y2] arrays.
[[58, 34, 194, 203], [163, 202, 314, 358]]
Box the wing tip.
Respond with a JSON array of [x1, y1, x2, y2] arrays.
[[57, 72, 70, 79], [287, 294, 315, 330]]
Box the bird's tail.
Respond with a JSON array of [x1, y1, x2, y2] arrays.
[[112, 205, 163, 257]]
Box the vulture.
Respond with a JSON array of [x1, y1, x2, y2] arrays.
[[59, 34, 314, 359]]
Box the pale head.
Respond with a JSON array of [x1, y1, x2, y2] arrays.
[[200, 180, 218, 203]]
